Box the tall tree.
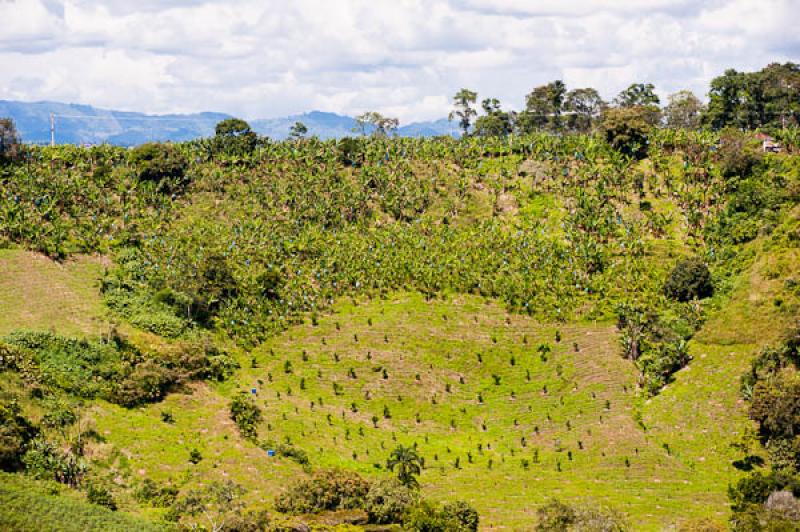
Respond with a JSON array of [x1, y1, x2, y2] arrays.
[[564, 88, 606, 133], [518, 80, 567, 133], [613, 83, 660, 108], [473, 98, 514, 137], [354, 112, 399, 137], [663, 90, 704, 129], [289, 121, 308, 139], [704, 63, 800, 130], [387, 445, 423, 488], [449, 89, 478, 137]]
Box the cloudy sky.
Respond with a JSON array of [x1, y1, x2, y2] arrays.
[[1, 0, 798, 122]]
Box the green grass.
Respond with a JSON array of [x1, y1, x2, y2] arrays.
[[0, 249, 108, 337], [0, 472, 170, 532], [1, 243, 795, 529], [88, 292, 753, 530]]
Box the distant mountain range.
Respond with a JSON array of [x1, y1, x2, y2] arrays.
[[0, 100, 460, 146]]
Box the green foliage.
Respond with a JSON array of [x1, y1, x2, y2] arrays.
[[703, 62, 800, 130], [229, 394, 262, 440], [664, 258, 714, 302], [600, 107, 650, 159], [212, 118, 258, 157], [403, 499, 479, 531], [22, 438, 87, 487], [274, 468, 370, 514], [0, 472, 166, 531], [535, 498, 627, 531], [134, 478, 178, 508], [386, 444, 423, 488], [129, 142, 188, 192], [364, 478, 418, 524], [86, 483, 117, 511], [2, 330, 216, 407], [170, 480, 247, 531], [0, 399, 37, 471]]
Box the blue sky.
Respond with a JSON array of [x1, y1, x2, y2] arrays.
[[1, 0, 798, 122]]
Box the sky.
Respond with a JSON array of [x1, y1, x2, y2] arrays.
[[0, 0, 798, 123]]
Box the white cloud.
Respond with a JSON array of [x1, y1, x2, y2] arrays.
[[0, 0, 797, 122]]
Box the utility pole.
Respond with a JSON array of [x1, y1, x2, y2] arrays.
[[50, 113, 55, 146]]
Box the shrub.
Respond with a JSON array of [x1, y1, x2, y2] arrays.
[[86, 483, 117, 511], [441, 500, 479, 531], [274, 469, 370, 514], [664, 258, 713, 302], [0, 399, 38, 471], [535, 498, 626, 531], [600, 107, 651, 159], [403, 499, 479, 531], [536, 499, 576, 531], [22, 438, 87, 487], [129, 142, 188, 192], [364, 479, 418, 524], [134, 478, 179, 508], [229, 394, 262, 440]]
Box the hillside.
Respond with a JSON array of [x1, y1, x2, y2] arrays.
[[0, 129, 799, 530]]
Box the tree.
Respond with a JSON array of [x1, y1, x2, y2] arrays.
[[171, 480, 247, 532], [449, 89, 478, 136], [703, 63, 800, 130], [518, 80, 567, 133], [564, 87, 606, 133], [129, 142, 188, 192], [212, 118, 258, 156], [751, 373, 800, 442], [663, 258, 713, 302], [354, 112, 399, 137], [386, 444, 423, 488], [0, 118, 21, 164], [473, 98, 514, 137], [289, 121, 308, 139], [614, 83, 660, 108], [600, 107, 651, 159], [664, 90, 704, 129]]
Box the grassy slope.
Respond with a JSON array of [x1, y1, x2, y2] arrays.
[[0, 249, 108, 337], [1, 243, 795, 530], [0, 472, 169, 532]]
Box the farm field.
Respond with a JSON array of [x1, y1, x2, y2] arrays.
[[1, 121, 799, 531]]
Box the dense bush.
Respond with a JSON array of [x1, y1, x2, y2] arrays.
[[600, 107, 651, 159], [274, 469, 371, 514], [0, 399, 37, 471], [129, 142, 188, 192], [133, 478, 179, 508], [535, 498, 626, 531], [402, 499, 479, 531], [229, 394, 262, 440], [22, 438, 87, 487], [86, 483, 117, 511], [364, 479, 418, 524], [664, 258, 714, 302], [2, 330, 221, 407]]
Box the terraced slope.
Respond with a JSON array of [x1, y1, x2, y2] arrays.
[[91, 292, 753, 529]]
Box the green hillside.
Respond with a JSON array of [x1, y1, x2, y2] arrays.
[[1, 124, 799, 530]]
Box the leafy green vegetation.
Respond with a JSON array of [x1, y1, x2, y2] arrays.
[[1, 68, 800, 528]]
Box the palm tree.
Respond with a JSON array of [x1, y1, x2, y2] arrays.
[[387, 445, 423, 488]]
